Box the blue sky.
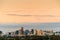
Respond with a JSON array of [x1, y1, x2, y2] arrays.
[[0, 22, 60, 33]]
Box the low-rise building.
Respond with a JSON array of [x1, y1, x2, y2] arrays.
[[43, 30, 53, 35]]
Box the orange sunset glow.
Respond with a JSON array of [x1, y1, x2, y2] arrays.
[[0, 0, 60, 23]]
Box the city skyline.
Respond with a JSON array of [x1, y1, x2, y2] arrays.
[[0, 0, 60, 40], [0, 22, 60, 33], [0, 0, 60, 34]]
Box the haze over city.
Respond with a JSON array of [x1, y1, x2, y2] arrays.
[[0, 22, 60, 33]]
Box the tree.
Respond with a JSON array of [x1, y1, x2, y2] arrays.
[[0, 31, 2, 34], [0, 31, 2, 36]]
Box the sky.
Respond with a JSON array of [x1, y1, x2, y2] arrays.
[[0, 0, 60, 33], [0, 0, 60, 23]]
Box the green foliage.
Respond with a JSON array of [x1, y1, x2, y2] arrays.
[[0, 35, 60, 40]]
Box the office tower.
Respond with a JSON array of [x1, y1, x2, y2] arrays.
[[37, 30, 43, 36], [34, 29, 37, 35], [31, 29, 34, 34], [18, 27, 23, 36], [15, 30, 19, 36]]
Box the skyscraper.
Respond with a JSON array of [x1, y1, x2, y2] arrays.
[[31, 29, 34, 34], [34, 29, 37, 35], [18, 27, 23, 36]]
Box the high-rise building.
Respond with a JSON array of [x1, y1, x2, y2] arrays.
[[37, 30, 43, 36], [31, 29, 34, 34], [18, 27, 23, 36], [15, 30, 19, 36], [34, 29, 37, 35]]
